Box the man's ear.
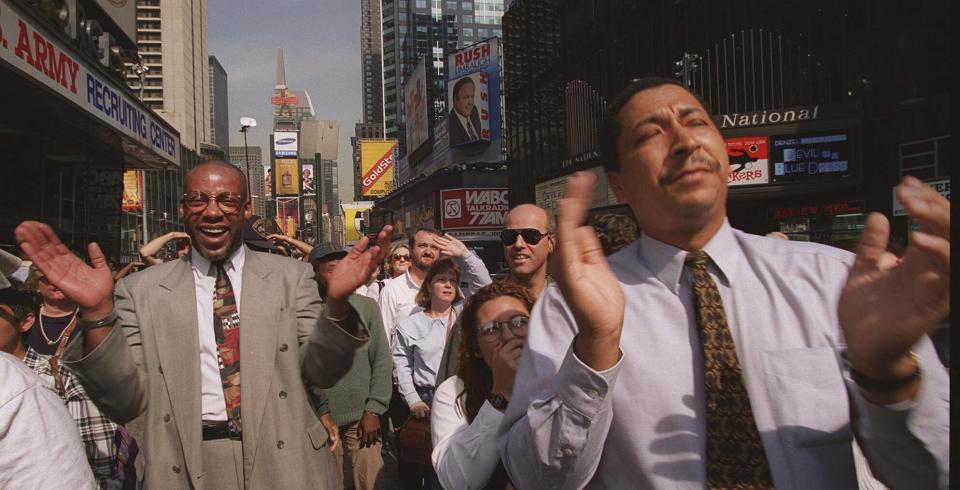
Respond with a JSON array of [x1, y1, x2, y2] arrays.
[[18, 313, 35, 333], [607, 171, 627, 204]]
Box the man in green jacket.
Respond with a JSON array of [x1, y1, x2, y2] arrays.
[[310, 244, 393, 490]]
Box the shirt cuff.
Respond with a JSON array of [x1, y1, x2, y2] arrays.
[[552, 343, 622, 418]]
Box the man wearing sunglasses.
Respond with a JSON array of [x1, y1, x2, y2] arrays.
[[436, 204, 554, 384], [15, 160, 392, 489]]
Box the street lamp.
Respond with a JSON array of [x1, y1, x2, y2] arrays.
[[239, 117, 257, 200]]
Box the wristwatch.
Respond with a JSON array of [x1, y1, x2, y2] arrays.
[[842, 350, 921, 393], [487, 392, 509, 411], [78, 309, 119, 329]]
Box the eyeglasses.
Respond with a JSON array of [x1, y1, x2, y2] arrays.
[[182, 192, 243, 213], [392, 254, 410, 262], [478, 314, 529, 340], [500, 228, 552, 246]]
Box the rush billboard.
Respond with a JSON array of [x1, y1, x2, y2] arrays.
[[440, 188, 508, 230], [360, 139, 398, 197], [446, 38, 501, 149]]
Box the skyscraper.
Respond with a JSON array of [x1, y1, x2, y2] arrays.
[[360, 0, 384, 126], [381, 0, 506, 182], [125, 0, 211, 152], [229, 146, 266, 217], [209, 56, 229, 153]]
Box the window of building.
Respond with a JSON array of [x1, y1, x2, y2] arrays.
[[462, 27, 473, 37], [463, 14, 473, 23], [478, 28, 488, 37], [462, 1, 472, 8], [446, 1, 458, 9], [416, 0, 426, 7]]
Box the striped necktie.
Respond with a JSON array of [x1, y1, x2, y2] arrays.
[[685, 251, 773, 488]]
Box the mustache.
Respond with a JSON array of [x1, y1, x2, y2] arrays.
[[660, 155, 720, 185]]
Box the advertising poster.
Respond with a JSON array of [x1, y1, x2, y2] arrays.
[[302, 163, 316, 196], [360, 139, 398, 197], [121, 170, 143, 212], [725, 136, 770, 186], [276, 197, 300, 237], [264, 166, 273, 198], [404, 58, 430, 153], [440, 188, 508, 230], [273, 131, 299, 157], [447, 38, 501, 148], [341, 201, 375, 243], [274, 158, 300, 196]]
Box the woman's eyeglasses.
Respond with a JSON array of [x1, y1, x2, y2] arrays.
[[392, 254, 410, 262], [478, 314, 530, 340]]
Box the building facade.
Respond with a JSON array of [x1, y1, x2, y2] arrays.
[[503, 0, 952, 251], [228, 145, 265, 217], [361, 0, 384, 126], [209, 55, 229, 153], [0, 0, 181, 263]]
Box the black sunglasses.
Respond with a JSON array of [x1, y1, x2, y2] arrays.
[[500, 228, 552, 246]]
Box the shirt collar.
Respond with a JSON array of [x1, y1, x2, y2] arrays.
[[638, 219, 738, 295], [191, 245, 246, 276]]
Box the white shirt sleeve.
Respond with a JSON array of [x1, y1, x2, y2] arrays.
[[0, 357, 96, 489], [431, 377, 505, 490]]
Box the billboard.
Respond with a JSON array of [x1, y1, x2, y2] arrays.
[[121, 170, 143, 212], [447, 38, 501, 148], [264, 165, 273, 198], [771, 131, 853, 184], [276, 197, 299, 237], [273, 131, 299, 157], [302, 163, 316, 196], [440, 188, 508, 230], [404, 58, 430, 153], [342, 201, 376, 243], [274, 158, 300, 196], [360, 139, 398, 197], [725, 136, 770, 186]]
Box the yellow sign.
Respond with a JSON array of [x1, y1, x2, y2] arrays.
[[121, 170, 142, 211], [274, 158, 299, 196], [342, 202, 375, 243], [359, 140, 397, 197]]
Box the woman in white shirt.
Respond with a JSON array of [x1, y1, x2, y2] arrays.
[[431, 282, 534, 490]]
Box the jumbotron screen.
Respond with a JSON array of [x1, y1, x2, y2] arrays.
[[770, 131, 854, 184]]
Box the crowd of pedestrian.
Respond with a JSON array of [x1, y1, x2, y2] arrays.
[[1, 76, 949, 490]]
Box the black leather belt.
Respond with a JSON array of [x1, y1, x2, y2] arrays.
[[202, 421, 241, 441]]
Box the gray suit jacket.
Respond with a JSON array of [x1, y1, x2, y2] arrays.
[[62, 248, 368, 488]]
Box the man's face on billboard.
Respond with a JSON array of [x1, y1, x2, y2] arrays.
[[454, 79, 476, 118]]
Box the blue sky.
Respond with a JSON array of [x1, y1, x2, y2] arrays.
[[209, 0, 361, 201]]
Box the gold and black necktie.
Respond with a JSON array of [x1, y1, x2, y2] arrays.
[[685, 251, 773, 489]]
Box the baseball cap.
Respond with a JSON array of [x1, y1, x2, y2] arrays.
[[308, 243, 348, 264]]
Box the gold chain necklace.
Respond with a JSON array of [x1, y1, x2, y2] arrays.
[[39, 306, 79, 346]]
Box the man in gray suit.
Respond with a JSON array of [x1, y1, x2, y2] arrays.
[[15, 161, 393, 488]]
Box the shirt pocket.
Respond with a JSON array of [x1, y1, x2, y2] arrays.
[[761, 347, 852, 448]]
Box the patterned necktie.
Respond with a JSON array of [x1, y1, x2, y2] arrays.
[[685, 251, 773, 489], [212, 261, 242, 435]]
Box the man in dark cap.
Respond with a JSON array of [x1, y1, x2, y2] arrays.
[[308, 243, 392, 490]]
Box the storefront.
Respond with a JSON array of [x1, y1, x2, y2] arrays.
[[0, 0, 180, 262], [718, 103, 866, 251]]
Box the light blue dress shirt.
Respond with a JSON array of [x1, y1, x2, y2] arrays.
[[393, 302, 464, 406], [498, 220, 949, 489]]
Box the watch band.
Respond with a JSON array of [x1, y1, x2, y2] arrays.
[[487, 392, 509, 411], [78, 309, 119, 329], [842, 350, 921, 393]]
